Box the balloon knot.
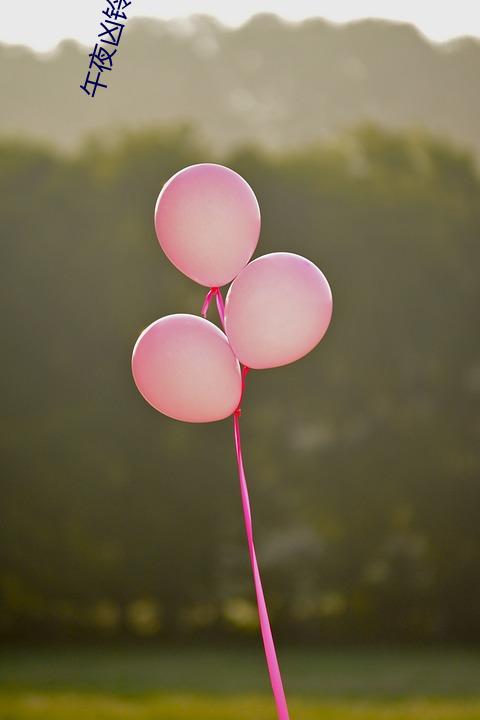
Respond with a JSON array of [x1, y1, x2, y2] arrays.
[[234, 408, 242, 418]]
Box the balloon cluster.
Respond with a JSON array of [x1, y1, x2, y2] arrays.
[[132, 163, 333, 422], [132, 163, 333, 720]]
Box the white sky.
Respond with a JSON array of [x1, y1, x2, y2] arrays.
[[3, 0, 480, 51]]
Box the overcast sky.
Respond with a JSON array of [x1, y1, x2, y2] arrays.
[[3, 0, 480, 51]]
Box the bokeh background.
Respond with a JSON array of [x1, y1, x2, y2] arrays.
[[1, 2, 480, 654]]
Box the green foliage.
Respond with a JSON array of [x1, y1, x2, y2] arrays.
[[2, 647, 480, 719], [2, 16, 480, 163], [1, 124, 479, 644], [3, 645, 480, 697], [2, 694, 480, 720]]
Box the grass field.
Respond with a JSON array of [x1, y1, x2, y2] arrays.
[[1, 644, 480, 719]]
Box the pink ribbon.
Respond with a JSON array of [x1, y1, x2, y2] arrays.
[[203, 288, 290, 720], [201, 287, 226, 332], [234, 406, 290, 720]]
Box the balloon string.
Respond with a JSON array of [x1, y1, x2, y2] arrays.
[[201, 287, 226, 332], [234, 370, 290, 720], [215, 289, 226, 330], [202, 295, 290, 718], [201, 288, 216, 318]]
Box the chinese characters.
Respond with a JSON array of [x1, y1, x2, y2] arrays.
[[80, 1, 131, 97]]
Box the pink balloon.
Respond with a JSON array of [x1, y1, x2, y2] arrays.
[[154, 164, 261, 287], [132, 314, 242, 422], [224, 252, 333, 370]]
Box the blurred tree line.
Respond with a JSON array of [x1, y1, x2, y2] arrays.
[[1, 124, 479, 645]]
